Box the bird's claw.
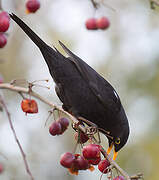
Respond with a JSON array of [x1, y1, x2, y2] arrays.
[[85, 126, 98, 136], [72, 121, 81, 131]]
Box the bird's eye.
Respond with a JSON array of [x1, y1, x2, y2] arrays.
[[115, 137, 120, 144]]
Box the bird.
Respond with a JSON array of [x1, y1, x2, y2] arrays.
[[10, 13, 129, 160]]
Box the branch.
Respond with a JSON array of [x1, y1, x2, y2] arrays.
[[0, 83, 83, 130], [0, 83, 142, 180], [90, 0, 99, 9], [0, 95, 34, 180]]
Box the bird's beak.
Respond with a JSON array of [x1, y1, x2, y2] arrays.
[[113, 150, 118, 160], [107, 143, 113, 154]]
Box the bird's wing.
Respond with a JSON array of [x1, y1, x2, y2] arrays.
[[59, 41, 121, 113]]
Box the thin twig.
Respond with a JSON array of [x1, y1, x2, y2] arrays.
[[0, 83, 142, 180], [91, 0, 99, 9], [0, 95, 34, 180], [130, 173, 143, 180]]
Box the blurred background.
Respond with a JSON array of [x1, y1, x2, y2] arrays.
[[0, 0, 159, 179]]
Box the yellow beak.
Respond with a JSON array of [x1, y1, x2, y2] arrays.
[[113, 151, 118, 160], [107, 143, 113, 154]]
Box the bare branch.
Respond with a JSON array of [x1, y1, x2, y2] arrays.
[[0, 95, 34, 180], [0, 83, 84, 130], [91, 0, 99, 9]]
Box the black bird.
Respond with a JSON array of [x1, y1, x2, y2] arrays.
[[10, 13, 129, 160]]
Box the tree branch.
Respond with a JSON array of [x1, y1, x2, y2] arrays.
[[0, 95, 34, 180], [0, 83, 142, 180], [0, 83, 83, 130]]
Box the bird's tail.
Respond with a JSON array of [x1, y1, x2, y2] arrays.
[[9, 13, 47, 49]]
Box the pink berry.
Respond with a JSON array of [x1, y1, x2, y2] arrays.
[[49, 121, 62, 136], [0, 163, 4, 174], [88, 156, 101, 165], [96, 17, 110, 30], [74, 131, 89, 144], [82, 144, 101, 160], [57, 117, 69, 133], [0, 11, 10, 19], [98, 159, 110, 174], [0, 33, 7, 48], [58, 117, 69, 127], [85, 18, 97, 30], [0, 12, 10, 32], [26, 0, 40, 13], [73, 154, 89, 170], [60, 152, 75, 168], [113, 176, 125, 180]]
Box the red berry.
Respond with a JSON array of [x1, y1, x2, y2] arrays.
[[49, 121, 62, 136], [82, 144, 101, 160], [74, 131, 89, 144], [57, 117, 69, 133], [113, 176, 125, 180], [26, 0, 40, 13], [0, 163, 4, 173], [58, 117, 69, 128], [60, 152, 75, 168], [0, 11, 10, 19], [0, 33, 7, 48], [73, 154, 89, 170], [21, 99, 38, 114], [88, 156, 101, 165], [98, 159, 110, 174], [85, 18, 97, 30], [0, 12, 10, 32], [96, 17, 110, 30]]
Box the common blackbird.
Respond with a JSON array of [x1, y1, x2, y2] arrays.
[[10, 13, 129, 160]]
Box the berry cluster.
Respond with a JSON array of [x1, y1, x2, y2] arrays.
[[59, 137, 125, 179], [60, 144, 111, 175], [49, 117, 69, 136], [60, 153, 91, 175], [0, 11, 10, 48], [60, 143, 125, 179], [85, 16, 110, 30], [0, 0, 40, 49]]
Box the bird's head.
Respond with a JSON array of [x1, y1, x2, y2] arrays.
[[114, 125, 129, 152], [107, 122, 130, 160]]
